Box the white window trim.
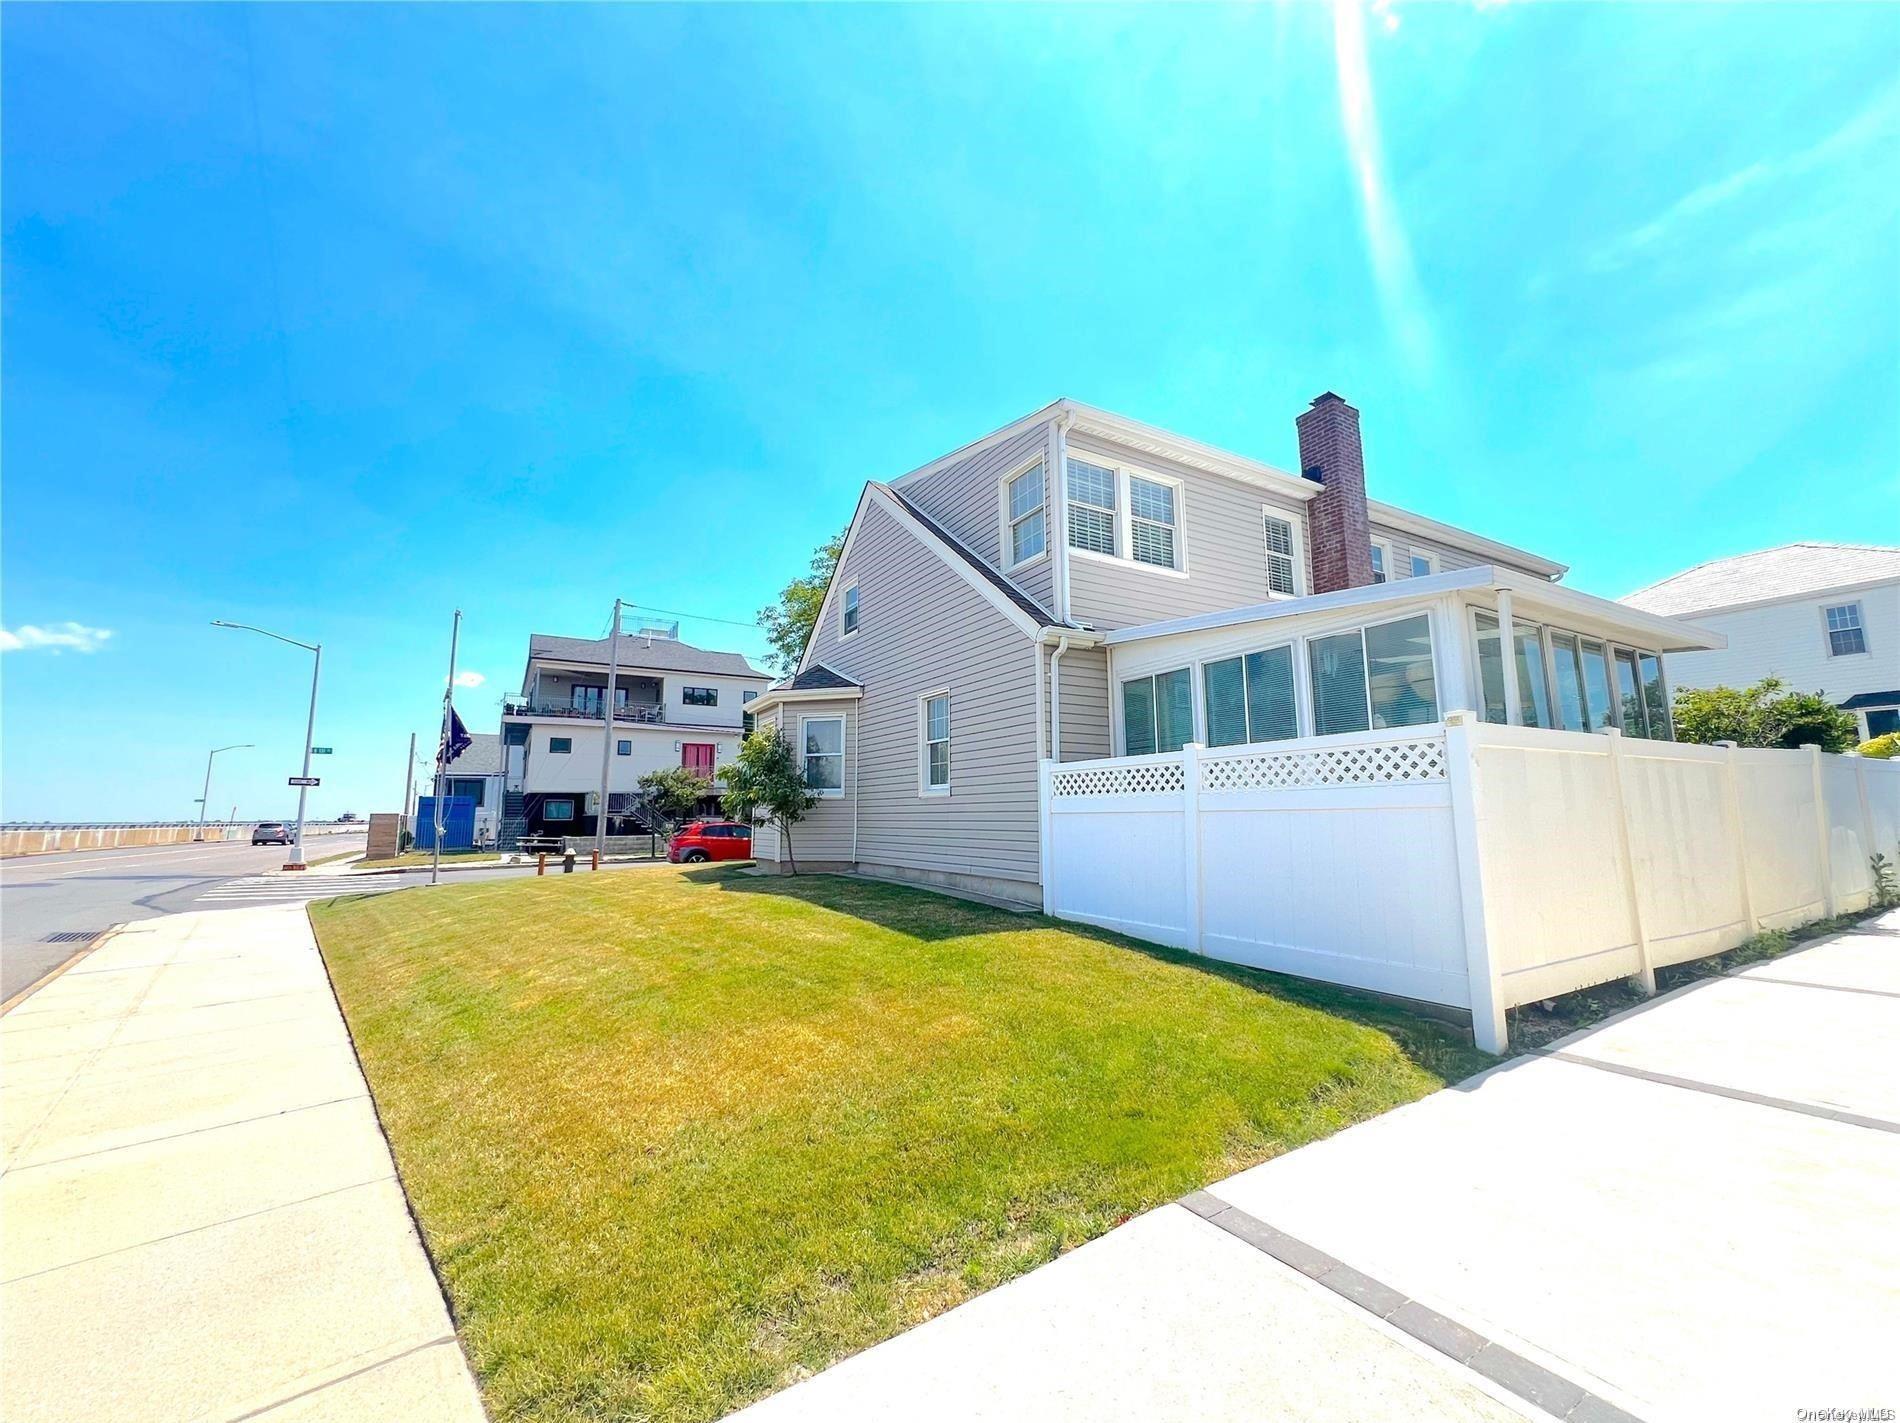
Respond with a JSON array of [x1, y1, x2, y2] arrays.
[[1065, 454, 1190, 578], [798, 713, 846, 799], [998, 457, 1049, 574], [1262, 508, 1306, 598], [840, 583, 860, 641], [1821, 600, 1869, 658], [1408, 550, 1438, 579], [917, 688, 951, 797], [1194, 637, 1302, 748], [1370, 538, 1393, 585]]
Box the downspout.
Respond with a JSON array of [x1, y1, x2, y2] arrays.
[[1049, 635, 1074, 762]]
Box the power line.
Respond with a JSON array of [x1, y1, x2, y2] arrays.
[[617, 601, 766, 633]]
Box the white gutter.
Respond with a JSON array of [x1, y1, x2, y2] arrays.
[[1053, 410, 1075, 624]]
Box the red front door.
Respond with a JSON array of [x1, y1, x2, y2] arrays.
[[682, 743, 715, 779]]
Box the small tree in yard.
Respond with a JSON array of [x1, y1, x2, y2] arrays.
[[636, 766, 712, 831], [721, 727, 817, 873], [1673, 677, 1859, 753]]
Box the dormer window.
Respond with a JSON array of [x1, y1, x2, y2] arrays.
[[1066, 459, 1117, 556], [1128, 476, 1177, 569], [1005, 462, 1046, 567]]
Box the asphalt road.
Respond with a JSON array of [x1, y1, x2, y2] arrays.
[[0, 834, 367, 1001], [1, 837, 670, 1003]]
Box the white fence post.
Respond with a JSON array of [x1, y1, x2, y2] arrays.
[[1718, 741, 1759, 937], [1853, 754, 1878, 895], [1181, 743, 1204, 954], [1444, 714, 1507, 1053], [1038, 759, 1056, 917], [1604, 728, 1657, 995], [1807, 744, 1837, 918]]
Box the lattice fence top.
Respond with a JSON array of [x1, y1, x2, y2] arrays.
[[1200, 736, 1447, 791], [1050, 759, 1186, 798]]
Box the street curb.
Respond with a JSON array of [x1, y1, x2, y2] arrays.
[[0, 923, 122, 1016]]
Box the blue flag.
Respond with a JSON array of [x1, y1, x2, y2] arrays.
[[440, 705, 473, 766]]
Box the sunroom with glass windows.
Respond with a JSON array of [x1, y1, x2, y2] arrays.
[[1100, 566, 1721, 756]]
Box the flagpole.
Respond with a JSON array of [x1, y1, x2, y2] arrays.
[[595, 599, 623, 864], [434, 609, 462, 887]]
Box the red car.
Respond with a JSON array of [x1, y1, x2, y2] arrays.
[[667, 820, 753, 863]]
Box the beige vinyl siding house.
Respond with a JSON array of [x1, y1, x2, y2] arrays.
[[744, 394, 1598, 907], [796, 499, 1045, 901]]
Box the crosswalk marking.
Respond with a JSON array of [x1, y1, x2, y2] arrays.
[[194, 875, 408, 904]]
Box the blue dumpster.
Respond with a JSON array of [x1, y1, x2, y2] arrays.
[[415, 796, 476, 850]]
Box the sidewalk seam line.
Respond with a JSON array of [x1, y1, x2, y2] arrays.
[[1180, 1197, 1645, 1423], [2, 1174, 397, 1284], [1534, 1050, 1899, 1134], [218, 1333, 460, 1423], [4, 1093, 370, 1174], [1718, 974, 1900, 1001]]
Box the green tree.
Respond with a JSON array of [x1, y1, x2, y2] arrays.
[[1673, 677, 1859, 753], [636, 765, 713, 830], [758, 527, 846, 674], [721, 727, 817, 873]]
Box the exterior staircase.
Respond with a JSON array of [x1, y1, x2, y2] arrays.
[[499, 791, 528, 850]]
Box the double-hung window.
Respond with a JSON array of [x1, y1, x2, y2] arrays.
[[742, 689, 758, 735], [1824, 602, 1867, 657], [841, 584, 860, 638], [1307, 615, 1439, 735], [1202, 645, 1299, 747], [1128, 476, 1178, 569], [1121, 669, 1193, 755], [1409, 551, 1436, 579], [1006, 463, 1046, 567], [1369, 542, 1388, 584], [920, 692, 950, 794], [1264, 514, 1299, 595], [802, 716, 845, 795], [1066, 459, 1117, 556]]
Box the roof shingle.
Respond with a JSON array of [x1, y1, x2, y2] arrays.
[[528, 633, 769, 679], [1622, 543, 1900, 617]]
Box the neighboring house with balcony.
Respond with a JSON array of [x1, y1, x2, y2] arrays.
[[499, 629, 771, 844], [1621, 543, 1900, 742], [743, 393, 1722, 905]]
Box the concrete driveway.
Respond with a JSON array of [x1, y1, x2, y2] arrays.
[[737, 911, 1900, 1423]]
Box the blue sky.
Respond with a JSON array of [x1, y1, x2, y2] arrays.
[[4, 3, 1895, 821]]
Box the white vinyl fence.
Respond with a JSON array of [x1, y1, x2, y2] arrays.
[[1039, 719, 1900, 1051]]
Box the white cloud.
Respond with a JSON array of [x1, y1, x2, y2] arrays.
[[1588, 85, 1899, 274], [447, 670, 486, 688], [1332, 0, 1436, 372], [0, 622, 113, 655]]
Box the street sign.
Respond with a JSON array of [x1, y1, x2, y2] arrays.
[[288, 776, 321, 787], [312, 747, 333, 755]]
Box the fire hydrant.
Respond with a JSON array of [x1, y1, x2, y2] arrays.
[[562, 848, 576, 874]]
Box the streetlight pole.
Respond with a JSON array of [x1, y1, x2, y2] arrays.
[[195, 744, 253, 841], [212, 620, 322, 869]]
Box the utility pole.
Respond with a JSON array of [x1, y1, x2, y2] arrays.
[[595, 598, 624, 862], [433, 610, 462, 886], [401, 731, 417, 847], [194, 744, 252, 840]]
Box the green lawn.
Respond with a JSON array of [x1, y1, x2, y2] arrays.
[[357, 849, 507, 869], [312, 866, 1486, 1423]]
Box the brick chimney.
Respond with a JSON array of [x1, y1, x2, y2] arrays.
[[1296, 392, 1374, 593]]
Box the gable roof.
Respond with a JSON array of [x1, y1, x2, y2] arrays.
[[1622, 543, 1900, 616], [443, 731, 502, 777], [778, 663, 860, 692], [527, 633, 769, 679], [881, 485, 1068, 629]]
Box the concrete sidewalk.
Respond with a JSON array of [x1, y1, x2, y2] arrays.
[[736, 911, 1900, 1423], [1, 905, 485, 1423]]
